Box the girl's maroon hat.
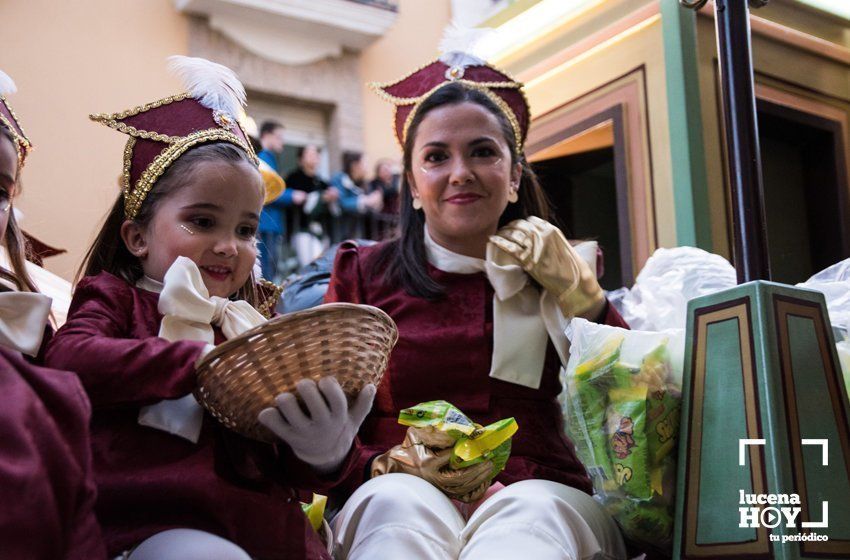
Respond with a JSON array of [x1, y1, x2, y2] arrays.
[[90, 56, 257, 219], [0, 70, 32, 167]]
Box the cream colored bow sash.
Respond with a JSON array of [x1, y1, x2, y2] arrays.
[[137, 256, 266, 442], [0, 291, 51, 356], [424, 229, 595, 390]]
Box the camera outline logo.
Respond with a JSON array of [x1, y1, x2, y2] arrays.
[[738, 438, 829, 540]]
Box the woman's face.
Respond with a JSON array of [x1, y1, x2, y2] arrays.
[[408, 102, 520, 255], [0, 135, 18, 245], [121, 159, 263, 298]]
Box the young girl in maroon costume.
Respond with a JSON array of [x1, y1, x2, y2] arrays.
[[0, 70, 106, 560], [45, 57, 373, 560]]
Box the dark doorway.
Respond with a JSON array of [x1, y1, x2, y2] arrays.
[[757, 100, 850, 284], [533, 147, 624, 290]]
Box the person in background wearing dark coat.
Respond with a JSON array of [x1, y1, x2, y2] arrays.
[[285, 145, 339, 266]]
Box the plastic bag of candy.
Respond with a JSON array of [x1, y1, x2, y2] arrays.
[[562, 318, 684, 553]]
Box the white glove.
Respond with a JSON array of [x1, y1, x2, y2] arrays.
[[258, 376, 376, 474]]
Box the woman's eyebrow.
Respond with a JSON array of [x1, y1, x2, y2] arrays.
[[422, 141, 448, 149]]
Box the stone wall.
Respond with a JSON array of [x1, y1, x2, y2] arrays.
[[188, 16, 364, 171]]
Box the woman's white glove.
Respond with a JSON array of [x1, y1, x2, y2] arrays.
[[258, 377, 375, 474]]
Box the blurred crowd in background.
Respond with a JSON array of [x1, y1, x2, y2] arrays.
[[250, 120, 400, 282]]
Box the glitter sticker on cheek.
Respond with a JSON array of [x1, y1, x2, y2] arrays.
[[179, 224, 195, 235]]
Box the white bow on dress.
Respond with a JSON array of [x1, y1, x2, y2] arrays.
[[137, 256, 266, 442]]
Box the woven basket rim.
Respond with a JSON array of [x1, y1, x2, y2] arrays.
[[195, 302, 398, 370]]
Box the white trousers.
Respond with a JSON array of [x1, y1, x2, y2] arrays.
[[123, 529, 251, 560], [332, 474, 626, 560]]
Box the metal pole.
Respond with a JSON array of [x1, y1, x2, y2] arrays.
[[682, 0, 771, 282]]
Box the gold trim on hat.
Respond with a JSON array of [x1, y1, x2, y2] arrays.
[[93, 91, 260, 219], [256, 278, 283, 319], [0, 96, 33, 167], [368, 58, 530, 152], [394, 81, 526, 152], [368, 59, 525, 105], [90, 93, 193, 144], [123, 128, 257, 219]]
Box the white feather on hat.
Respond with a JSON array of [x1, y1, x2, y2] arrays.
[[0, 70, 18, 97], [166, 55, 246, 121], [438, 22, 492, 70]]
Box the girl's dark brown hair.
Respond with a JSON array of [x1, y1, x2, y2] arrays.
[[0, 127, 37, 293], [78, 142, 263, 306], [375, 82, 552, 300]]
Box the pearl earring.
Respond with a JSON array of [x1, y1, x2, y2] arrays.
[[412, 197, 422, 210], [508, 187, 519, 203]]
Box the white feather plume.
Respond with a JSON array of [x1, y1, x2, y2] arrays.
[[167, 55, 246, 119], [0, 70, 17, 97], [438, 22, 492, 68]]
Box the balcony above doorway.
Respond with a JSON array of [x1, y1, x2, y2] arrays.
[[174, 0, 398, 65]]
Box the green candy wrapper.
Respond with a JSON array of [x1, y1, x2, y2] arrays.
[[398, 400, 476, 439], [398, 401, 518, 480], [606, 385, 651, 500], [566, 335, 625, 480]]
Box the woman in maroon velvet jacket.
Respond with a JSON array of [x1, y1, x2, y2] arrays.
[[318, 59, 629, 559], [0, 71, 106, 560]]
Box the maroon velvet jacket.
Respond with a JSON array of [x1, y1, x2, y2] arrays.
[[45, 272, 331, 560], [0, 347, 106, 560], [325, 241, 629, 498]]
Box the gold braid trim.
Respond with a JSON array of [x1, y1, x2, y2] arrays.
[[121, 137, 136, 200], [369, 78, 523, 106], [0, 97, 32, 167], [256, 278, 283, 319], [368, 58, 525, 103], [368, 58, 530, 152], [124, 128, 257, 219], [398, 82, 526, 152], [89, 93, 193, 143]]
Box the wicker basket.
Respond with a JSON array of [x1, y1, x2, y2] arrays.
[[194, 303, 398, 442]]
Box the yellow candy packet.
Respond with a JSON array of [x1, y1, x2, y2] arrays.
[[453, 417, 518, 464], [300, 493, 327, 532]]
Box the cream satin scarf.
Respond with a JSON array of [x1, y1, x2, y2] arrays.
[[424, 228, 596, 390], [0, 291, 52, 356], [137, 256, 266, 443]]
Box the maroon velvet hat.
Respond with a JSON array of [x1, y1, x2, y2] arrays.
[[90, 56, 258, 219], [0, 71, 33, 167], [370, 53, 529, 151]]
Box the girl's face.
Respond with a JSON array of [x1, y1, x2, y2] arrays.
[[407, 102, 520, 257], [0, 135, 18, 245], [122, 159, 263, 298]]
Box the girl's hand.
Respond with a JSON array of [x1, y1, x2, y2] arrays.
[[258, 377, 375, 474], [489, 216, 605, 320]]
